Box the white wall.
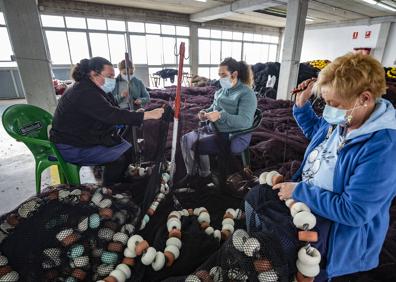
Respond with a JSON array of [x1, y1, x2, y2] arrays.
[[382, 23, 396, 66], [300, 24, 382, 62]]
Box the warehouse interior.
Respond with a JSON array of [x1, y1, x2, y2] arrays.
[[0, 0, 396, 281]]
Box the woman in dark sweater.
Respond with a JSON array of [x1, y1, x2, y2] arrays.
[[50, 57, 164, 185]]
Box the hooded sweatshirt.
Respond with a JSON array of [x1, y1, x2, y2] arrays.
[[291, 98, 396, 278]]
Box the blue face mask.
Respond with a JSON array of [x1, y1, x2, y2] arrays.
[[219, 77, 233, 89], [100, 77, 116, 93], [323, 105, 347, 125]]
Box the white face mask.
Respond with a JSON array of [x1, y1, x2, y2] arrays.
[[220, 76, 233, 89], [121, 74, 133, 81]]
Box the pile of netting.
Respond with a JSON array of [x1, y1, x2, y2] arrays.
[[0, 184, 140, 281], [167, 230, 289, 282]]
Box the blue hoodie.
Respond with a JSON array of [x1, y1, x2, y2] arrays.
[[291, 98, 396, 278]]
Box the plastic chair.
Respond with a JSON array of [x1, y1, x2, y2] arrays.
[[229, 109, 263, 169], [2, 104, 81, 194]]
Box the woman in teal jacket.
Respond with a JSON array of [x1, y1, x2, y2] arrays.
[[112, 59, 150, 110], [177, 57, 257, 188], [245, 53, 396, 280]]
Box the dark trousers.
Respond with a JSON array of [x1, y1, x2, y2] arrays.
[[102, 147, 134, 186]]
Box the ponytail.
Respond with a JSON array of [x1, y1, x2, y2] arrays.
[[71, 57, 112, 82], [220, 57, 253, 87]]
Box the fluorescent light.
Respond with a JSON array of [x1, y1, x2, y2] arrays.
[[361, 0, 377, 4], [194, 0, 207, 2], [377, 2, 396, 11]]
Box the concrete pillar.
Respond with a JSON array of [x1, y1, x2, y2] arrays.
[[277, 0, 309, 100], [373, 22, 391, 64], [190, 23, 199, 75], [1, 0, 57, 113]]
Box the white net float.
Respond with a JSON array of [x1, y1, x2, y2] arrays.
[[293, 211, 317, 230], [152, 251, 166, 271]]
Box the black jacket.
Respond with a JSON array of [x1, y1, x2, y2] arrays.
[[50, 78, 144, 147]]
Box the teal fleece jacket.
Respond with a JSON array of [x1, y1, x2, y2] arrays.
[[205, 80, 257, 133], [112, 75, 150, 109]]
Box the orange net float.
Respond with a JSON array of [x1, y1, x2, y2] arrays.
[[298, 231, 318, 243]]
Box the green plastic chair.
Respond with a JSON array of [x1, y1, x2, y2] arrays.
[[2, 104, 81, 194], [229, 109, 263, 169]]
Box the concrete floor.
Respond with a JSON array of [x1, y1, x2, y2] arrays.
[[0, 99, 96, 215]]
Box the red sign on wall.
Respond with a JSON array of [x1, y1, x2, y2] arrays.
[[352, 32, 359, 39], [365, 31, 372, 39]]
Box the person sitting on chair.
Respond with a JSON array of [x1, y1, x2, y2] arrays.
[[50, 57, 164, 186], [112, 59, 150, 110], [176, 57, 257, 188]]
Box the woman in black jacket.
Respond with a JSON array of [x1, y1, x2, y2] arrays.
[[50, 57, 164, 185]]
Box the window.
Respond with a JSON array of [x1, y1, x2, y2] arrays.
[[198, 28, 210, 38], [89, 33, 110, 59], [67, 32, 89, 64], [198, 27, 279, 71], [146, 23, 160, 34], [253, 33, 263, 42], [210, 40, 221, 65], [87, 18, 106, 30], [199, 40, 210, 64], [39, 15, 191, 82], [244, 33, 254, 41], [198, 67, 210, 78], [162, 37, 176, 65], [222, 31, 232, 40], [269, 45, 277, 62], [211, 29, 221, 39], [233, 32, 243, 40], [221, 41, 233, 61], [177, 38, 189, 64], [231, 42, 242, 60], [41, 15, 65, 28], [130, 35, 147, 64], [65, 17, 86, 29], [0, 27, 13, 61], [161, 25, 175, 35], [146, 35, 162, 65], [128, 22, 145, 33], [176, 26, 189, 36], [107, 20, 125, 31], [0, 12, 5, 25], [45, 31, 70, 64], [108, 33, 126, 64]]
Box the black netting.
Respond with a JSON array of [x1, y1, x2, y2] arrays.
[[0, 184, 140, 281]]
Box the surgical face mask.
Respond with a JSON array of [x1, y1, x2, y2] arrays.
[[220, 76, 233, 89], [323, 105, 348, 125], [121, 74, 133, 81], [323, 99, 365, 125], [100, 77, 116, 93]]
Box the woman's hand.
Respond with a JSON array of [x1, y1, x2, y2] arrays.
[[205, 111, 221, 122], [272, 182, 298, 201], [134, 99, 142, 105], [295, 78, 316, 108], [143, 108, 164, 120], [121, 90, 129, 98], [198, 110, 207, 121]]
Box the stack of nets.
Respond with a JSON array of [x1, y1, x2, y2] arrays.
[[0, 184, 140, 281], [171, 230, 289, 282]]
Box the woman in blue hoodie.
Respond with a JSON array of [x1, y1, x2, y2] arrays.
[[245, 53, 396, 280]]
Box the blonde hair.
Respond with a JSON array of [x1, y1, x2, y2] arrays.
[[316, 52, 386, 101]]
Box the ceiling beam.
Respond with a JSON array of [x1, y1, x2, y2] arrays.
[[305, 15, 396, 30], [190, 0, 286, 23]]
